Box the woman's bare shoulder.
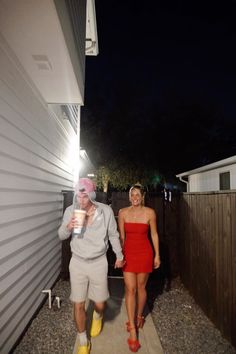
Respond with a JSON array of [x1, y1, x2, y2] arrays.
[[145, 206, 157, 216], [118, 206, 130, 216]]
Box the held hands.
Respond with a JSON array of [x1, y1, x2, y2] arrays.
[[153, 255, 161, 269], [114, 258, 126, 269]]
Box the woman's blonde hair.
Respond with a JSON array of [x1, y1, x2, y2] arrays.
[[129, 183, 146, 206]]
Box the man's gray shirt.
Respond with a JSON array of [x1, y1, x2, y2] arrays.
[[58, 201, 123, 261]]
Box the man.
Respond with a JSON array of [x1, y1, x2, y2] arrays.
[[58, 178, 124, 354]]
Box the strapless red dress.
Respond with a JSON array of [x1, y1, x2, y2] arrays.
[[123, 222, 154, 273]]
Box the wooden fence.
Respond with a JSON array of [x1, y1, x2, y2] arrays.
[[179, 191, 236, 347]]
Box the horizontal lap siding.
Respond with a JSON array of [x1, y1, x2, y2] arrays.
[[179, 192, 236, 347], [189, 166, 236, 192], [0, 37, 75, 352]]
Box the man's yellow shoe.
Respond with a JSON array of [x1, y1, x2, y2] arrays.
[[90, 312, 103, 337], [77, 342, 91, 354]]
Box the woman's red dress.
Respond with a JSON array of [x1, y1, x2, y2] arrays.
[[123, 222, 153, 273]]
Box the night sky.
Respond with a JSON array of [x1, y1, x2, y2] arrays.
[[81, 0, 236, 180]]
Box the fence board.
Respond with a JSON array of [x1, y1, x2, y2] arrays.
[[179, 191, 236, 348], [208, 194, 217, 324], [231, 194, 236, 346], [222, 194, 232, 338]]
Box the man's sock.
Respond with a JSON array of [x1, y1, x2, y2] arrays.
[[78, 331, 88, 346], [93, 310, 103, 320]]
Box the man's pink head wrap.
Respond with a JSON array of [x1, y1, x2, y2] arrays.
[[75, 178, 96, 201]]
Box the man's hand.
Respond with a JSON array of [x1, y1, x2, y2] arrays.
[[66, 216, 76, 232], [114, 259, 125, 269]]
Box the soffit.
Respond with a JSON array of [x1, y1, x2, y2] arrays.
[[0, 0, 98, 105]]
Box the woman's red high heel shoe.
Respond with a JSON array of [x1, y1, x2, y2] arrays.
[[127, 326, 141, 352], [136, 315, 145, 329], [127, 338, 141, 352]]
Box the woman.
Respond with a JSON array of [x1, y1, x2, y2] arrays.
[[118, 184, 161, 352]]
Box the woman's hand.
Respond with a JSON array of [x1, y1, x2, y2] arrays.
[[153, 255, 161, 269], [114, 259, 126, 268]]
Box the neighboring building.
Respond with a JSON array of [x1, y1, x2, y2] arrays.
[[0, 1, 98, 352], [176, 155, 236, 192]]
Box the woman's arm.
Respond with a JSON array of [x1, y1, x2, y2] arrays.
[[149, 208, 161, 269], [118, 208, 126, 247]]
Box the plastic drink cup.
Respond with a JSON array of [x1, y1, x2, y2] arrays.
[[73, 209, 86, 234]]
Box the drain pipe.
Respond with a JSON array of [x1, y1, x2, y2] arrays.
[[42, 289, 52, 309], [56, 296, 61, 308], [178, 176, 189, 192]]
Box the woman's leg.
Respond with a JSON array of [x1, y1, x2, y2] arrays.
[[136, 273, 149, 322], [123, 271, 137, 340]]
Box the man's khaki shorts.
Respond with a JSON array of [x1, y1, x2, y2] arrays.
[[69, 255, 109, 303]]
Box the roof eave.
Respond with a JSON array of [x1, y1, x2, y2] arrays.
[[176, 155, 236, 178]]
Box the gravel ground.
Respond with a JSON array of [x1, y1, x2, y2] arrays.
[[147, 276, 236, 354], [13, 279, 76, 354], [13, 277, 236, 354]]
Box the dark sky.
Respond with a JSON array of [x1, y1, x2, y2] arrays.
[[81, 0, 236, 178]]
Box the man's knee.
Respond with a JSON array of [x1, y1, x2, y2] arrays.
[[74, 301, 86, 313], [94, 301, 106, 312]]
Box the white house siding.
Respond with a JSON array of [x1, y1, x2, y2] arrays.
[[189, 164, 236, 192], [54, 0, 87, 102], [0, 36, 78, 353]]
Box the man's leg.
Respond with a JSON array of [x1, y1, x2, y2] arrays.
[[94, 301, 106, 315], [90, 301, 106, 337], [88, 256, 109, 337], [74, 301, 91, 354], [74, 301, 86, 333], [69, 257, 90, 353]]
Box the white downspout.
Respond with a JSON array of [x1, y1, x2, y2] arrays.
[[73, 107, 81, 186], [179, 176, 189, 192]]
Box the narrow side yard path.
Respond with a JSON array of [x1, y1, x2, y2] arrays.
[[13, 277, 236, 354]]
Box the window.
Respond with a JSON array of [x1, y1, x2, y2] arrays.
[[219, 172, 230, 190]]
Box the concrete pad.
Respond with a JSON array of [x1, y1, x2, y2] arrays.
[[73, 277, 164, 354]]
